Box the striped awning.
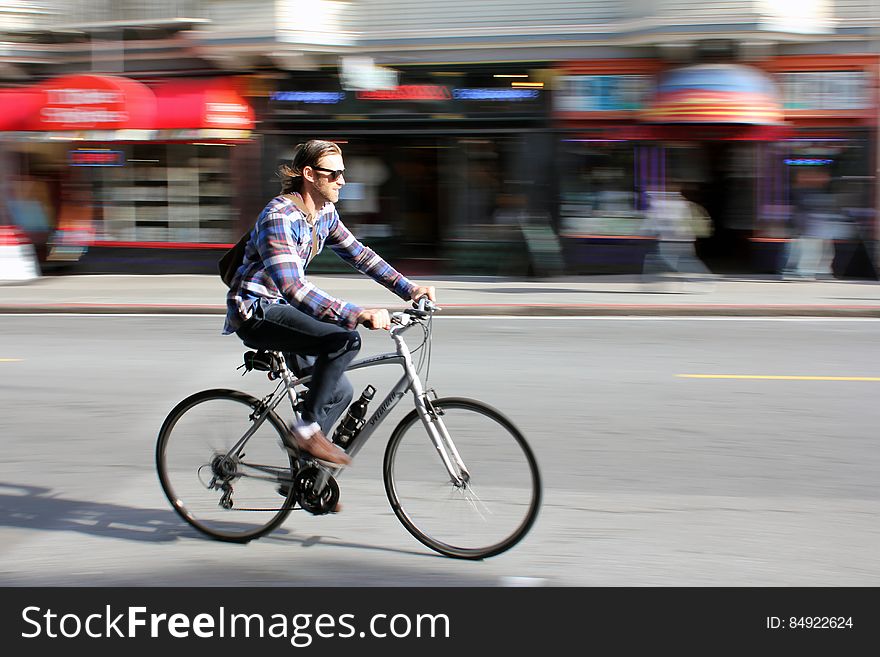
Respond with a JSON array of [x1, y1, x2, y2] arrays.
[[641, 64, 784, 125]]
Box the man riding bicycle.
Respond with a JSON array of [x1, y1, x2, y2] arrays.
[[222, 140, 436, 470]]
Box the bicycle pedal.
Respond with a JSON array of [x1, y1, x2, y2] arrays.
[[313, 457, 349, 469]]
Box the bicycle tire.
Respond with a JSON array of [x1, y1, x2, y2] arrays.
[[383, 397, 541, 559], [156, 388, 297, 543]]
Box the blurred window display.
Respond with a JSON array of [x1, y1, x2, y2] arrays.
[[94, 144, 235, 243], [558, 141, 642, 236]]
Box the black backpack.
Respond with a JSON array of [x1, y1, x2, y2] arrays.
[[219, 196, 315, 288], [218, 231, 249, 288]]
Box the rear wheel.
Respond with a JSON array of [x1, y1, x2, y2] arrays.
[[156, 389, 296, 542], [383, 398, 541, 559]]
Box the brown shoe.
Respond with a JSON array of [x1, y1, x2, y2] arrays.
[[291, 427, 352, 466]]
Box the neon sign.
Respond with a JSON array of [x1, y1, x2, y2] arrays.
[[784, 158, 833, 166], [271, 91, 346, 104], [272, 86, 542, 106], [453, 88, 539, 101], [356, 85, 451, 101], [69, 149, 126, 167]]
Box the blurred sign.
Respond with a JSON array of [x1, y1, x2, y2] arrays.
[[784, 158, 834, 166], [30, 74, 156, 130], [152, 79, 255, 131], [271, 91, 346, 104], [68, 149, 125, 167], [42, 89, 128, 126], [777, 71, 868, 110], [453, 88, 539, 101], [356, 85, 451, 101], [271, 74, 546, 119], [43, 89, 127, 125], [555, 75, 650, 112]]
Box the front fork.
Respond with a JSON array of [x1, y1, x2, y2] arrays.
[[415, 391, 470, 486]]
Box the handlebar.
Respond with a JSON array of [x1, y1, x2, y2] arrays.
[[390, 298, 439, 328], [360, 298, 439, 330], [411, 296, 438, 316]]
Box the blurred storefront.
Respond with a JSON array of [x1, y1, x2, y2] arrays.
[[264, 64, 554, 276], [753, 55, 877, 278], [554, 59, 662, 274], [554, 54, 879, 277], [0, 73, 255, 271]]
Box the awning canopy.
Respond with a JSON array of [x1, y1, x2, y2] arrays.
[[1, 73, 254, 139], [641, 64, 784, 126], [24, 74, 157, 131], [153, 78, 254, 130], [0, 89, 43, 131]]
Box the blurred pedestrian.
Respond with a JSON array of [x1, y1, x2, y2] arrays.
[[783, 167, 839, 280], [222, 140, 436, 480], [641, 184, 714, 287]]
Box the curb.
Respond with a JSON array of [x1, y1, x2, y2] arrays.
[[2, 303, 880, 317]]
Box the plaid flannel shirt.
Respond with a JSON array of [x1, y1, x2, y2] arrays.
[[223, 194, 416, 334]]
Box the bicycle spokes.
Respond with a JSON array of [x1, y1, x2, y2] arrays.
[[157, 391, 298, 541], [384, 399, 541, 559]]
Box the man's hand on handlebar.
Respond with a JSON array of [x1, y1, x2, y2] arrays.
[[357, 308, 391, 330], [358, 286, 438, 329], [410, 286, 436, 305]]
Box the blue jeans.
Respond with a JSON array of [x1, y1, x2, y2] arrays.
[[236, 299, 360, 435]]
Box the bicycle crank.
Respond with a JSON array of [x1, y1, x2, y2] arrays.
[[293, 466, 340, 515]]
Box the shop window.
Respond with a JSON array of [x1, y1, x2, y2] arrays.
[[558, 140, 641, 236], [97, 143, 234, 243]]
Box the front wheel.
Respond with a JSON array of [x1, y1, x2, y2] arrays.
[[156, 389, 297, 543], [383, 398, 541, 559]]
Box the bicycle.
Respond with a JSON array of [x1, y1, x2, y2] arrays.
[[155, 299, 541, 559]]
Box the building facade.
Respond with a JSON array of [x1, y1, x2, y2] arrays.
[[1, 1, 877, 275]]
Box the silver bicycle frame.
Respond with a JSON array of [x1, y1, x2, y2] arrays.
[[348, 321, 468, 482], [232, 316, 469, 489]]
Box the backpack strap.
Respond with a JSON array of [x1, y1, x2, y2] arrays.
[[285, 193, 320, 265]]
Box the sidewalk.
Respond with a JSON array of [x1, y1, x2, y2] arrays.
[[1, 273, 880, 316]]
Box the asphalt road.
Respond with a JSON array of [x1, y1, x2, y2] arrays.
[[1, 314, 879, 586]]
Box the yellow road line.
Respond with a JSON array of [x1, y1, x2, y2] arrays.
[[678, 374, 880, 381], [0, 358, 23, 363]]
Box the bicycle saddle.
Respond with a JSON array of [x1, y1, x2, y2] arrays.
[[240, 350, 284, 374]]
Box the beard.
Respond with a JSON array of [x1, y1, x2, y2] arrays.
[[318, 184, 339, 204]]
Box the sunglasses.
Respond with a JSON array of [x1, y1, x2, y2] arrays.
[[312, 166, 345, 181]]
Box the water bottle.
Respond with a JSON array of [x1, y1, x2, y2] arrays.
[[332, 385, 376, 448]]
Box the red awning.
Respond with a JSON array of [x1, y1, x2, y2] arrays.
[[152, 78, 254, 131], [2, 74, 254, 138], [0, 88, 43, 131]]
